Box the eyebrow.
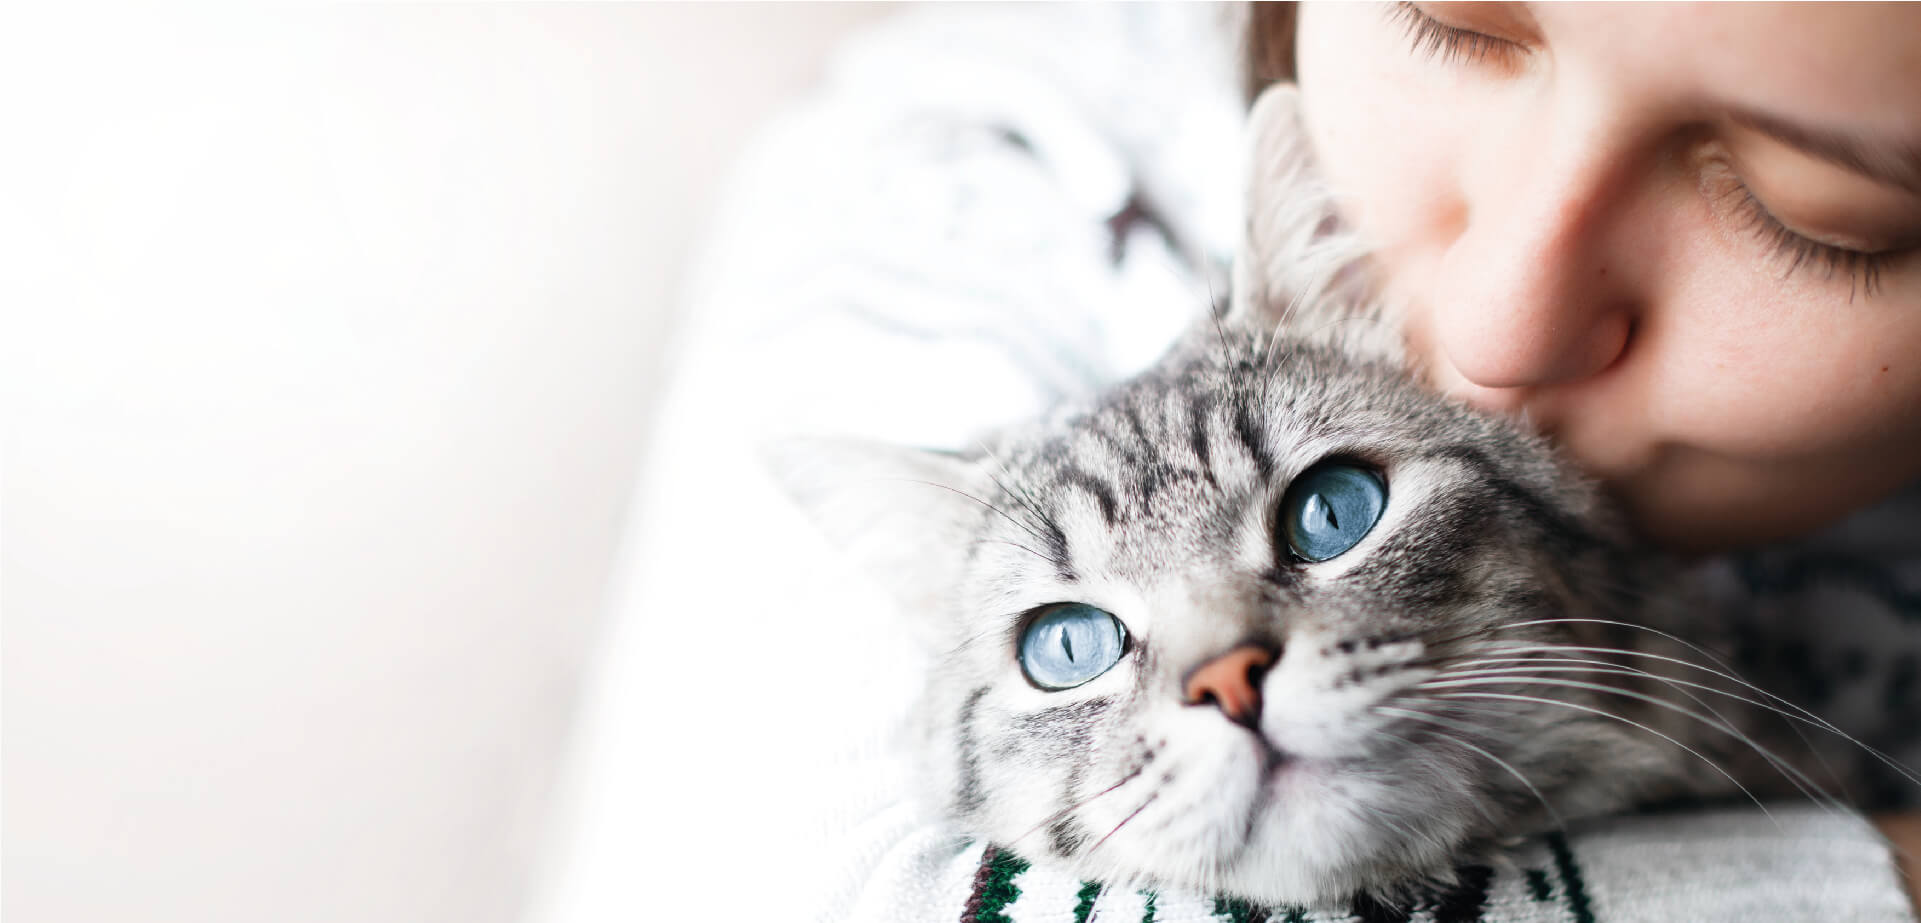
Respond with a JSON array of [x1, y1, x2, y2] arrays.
[[1731, 109, 1921, 197]]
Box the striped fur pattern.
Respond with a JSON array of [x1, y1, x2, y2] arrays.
[[770, 85, 1897, 906], [776, 311, 1868, 904]]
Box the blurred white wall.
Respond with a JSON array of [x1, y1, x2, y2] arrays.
[[2, 6, 891, 923]]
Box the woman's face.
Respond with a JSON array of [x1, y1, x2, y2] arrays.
[[1294, 2, 1921, 553]]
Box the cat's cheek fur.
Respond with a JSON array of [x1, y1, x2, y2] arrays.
[[1259, 632, 1434, 761]]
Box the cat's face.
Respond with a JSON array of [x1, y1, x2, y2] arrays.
[[780, 328, 1685, 903]]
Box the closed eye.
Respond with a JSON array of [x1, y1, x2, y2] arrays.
[[1721, 174, 1897, 299], [1388, 2, 1524, 68]]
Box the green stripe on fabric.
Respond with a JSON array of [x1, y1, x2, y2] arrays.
[[1140, 889, 1159, 923], [1073, 881, 1101, 923], [970, 847, 1030, 923], [1546, 833, 1596, 923], [1431, 866, 1494, 923], [1525, 868, 1553, 902], [1210, 895, 1269, 923], [1276, 907, 1309, 923]]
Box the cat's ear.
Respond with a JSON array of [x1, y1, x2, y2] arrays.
[[763, 436, 990, 618], [1228, 84, 1384, 351]]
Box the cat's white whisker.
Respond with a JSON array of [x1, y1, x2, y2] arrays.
[[1485, 617, 1748, 670], [974, 442, 1064, 545], [1448, 655, 1821, 733], [943, 624, 1015, 662], [1008, 762, 1148, 851], [969, 537, 1056, 568], [1446, 650, 1863, 802], [1088, 791, 1159, 856], [1431, 689, 1782, 828], [1454, 639, 1921, 791], [890, 476, 1058, 553], [1417, 671, 1846, 813], [1372, 705, 1566, 831]]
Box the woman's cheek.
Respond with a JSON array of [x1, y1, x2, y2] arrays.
[[1665, 307, 1921, 462], [1653, 193, 1921, 460]]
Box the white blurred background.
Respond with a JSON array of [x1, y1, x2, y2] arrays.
[[3, 6, 893, 922]]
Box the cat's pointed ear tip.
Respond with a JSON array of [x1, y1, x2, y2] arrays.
[[756, 434, 864, 507], [1249, 82, 1303, 121], [758, 434, 982, 515], [755, 435, 988, 614]]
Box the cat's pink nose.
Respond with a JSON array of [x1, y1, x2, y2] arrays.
[[1183, 644, 1275, 728]]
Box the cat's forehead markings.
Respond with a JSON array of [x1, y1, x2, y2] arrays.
[[1062, 513, 1120, 578], [1054, 466, 1120, 528]]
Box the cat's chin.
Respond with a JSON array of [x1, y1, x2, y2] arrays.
[[1062, 755, 1485, 906], [1206, 813, 1469, 906], [1073, 816, 1472, 908], [1227, 772, 1477, 904]]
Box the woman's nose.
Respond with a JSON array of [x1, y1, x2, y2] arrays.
[[1423, 129, 1639, 398]]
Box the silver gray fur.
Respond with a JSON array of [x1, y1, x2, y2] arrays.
[[770, 87, 1909, 905]]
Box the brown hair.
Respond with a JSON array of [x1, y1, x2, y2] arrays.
[[1242, 2, 1299, 103]]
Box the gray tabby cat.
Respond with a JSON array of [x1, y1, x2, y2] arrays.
[[773, 88, 1908, 905]]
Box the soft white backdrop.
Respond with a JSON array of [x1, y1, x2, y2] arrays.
[[3, 6, 891, 923]]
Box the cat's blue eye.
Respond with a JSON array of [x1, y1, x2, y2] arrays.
[[1019, 604, 1128, 691], [1281, 463, 1387, 563]]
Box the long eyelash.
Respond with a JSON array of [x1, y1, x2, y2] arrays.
[[1724, 180, 1890, 300], [1388, 2, 1514, 66]]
